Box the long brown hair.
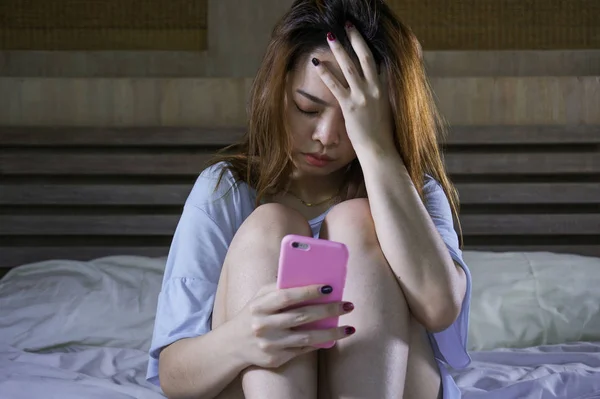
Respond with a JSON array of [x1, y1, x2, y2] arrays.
[[207, 0, 461, 241]]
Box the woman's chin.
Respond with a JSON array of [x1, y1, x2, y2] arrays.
[[291, 154, 352, 178], [295, 164, 348, 181]]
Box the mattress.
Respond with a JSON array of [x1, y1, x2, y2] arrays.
[[1, 251, 599, 398]]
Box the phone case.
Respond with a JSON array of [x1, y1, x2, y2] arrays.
[[277, 234, 349, 349]]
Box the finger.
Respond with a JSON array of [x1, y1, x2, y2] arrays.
[[269, 301, 354, 329], [311, 57, 349, 103], [254, 284, 334, 314], [256, 282, 278, 296], [344, 22, 379, 86], [325, 31, 363, 92], [282, 325, 356, 348], [278, 345, 318, 363], [291, 345, 318, 357]]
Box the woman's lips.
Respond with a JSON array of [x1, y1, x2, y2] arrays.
[[304, 153, 333, 167]]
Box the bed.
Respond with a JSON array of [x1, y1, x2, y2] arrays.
[[1, 126, 599, 398]]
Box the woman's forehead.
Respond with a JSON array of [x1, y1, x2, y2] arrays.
[[291, 49, 350, 93]]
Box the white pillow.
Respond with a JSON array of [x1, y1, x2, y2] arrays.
[[464, 250, 600, 351], [0, 256, 165, 352]]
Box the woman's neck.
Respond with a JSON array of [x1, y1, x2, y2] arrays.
[[286, 169, 346, 203]]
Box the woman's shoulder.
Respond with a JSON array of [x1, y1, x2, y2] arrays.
[[421, 174, 452, 215], [186, 161, 255, 210], [422, 174, 443, 196]]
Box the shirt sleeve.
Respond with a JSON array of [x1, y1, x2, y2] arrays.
[[146, 166, 238, 386], [423, 177, 472, 370]]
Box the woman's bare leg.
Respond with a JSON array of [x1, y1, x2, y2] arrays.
[[317, 319, 441, 399], [211, 251, 245, 399], [319, 199, 441, 399], [211, 203, 318, 399], [403, 317, 443, 399]]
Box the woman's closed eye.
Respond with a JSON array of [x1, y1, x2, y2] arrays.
[[295, 102, 320, 117]]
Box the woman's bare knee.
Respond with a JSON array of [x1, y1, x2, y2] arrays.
[[320, 199, 390, 285], [321, 199, 441, 398], [320, 199, 414, 397], [211, 204, 315, 397], [321, 199, 410, 331], [225, 203, 311, 273], [242, 203, 311, 237], [216, 203, 312, 320], [320, 199, 377, 246], [228, 203, 309, 275]]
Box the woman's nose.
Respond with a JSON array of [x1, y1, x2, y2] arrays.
[[313, 115, 343, 147]]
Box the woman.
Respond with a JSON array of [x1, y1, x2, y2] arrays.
[[147, 0, 471, 398]]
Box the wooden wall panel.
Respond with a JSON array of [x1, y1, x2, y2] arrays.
[[1, 0, 598, 77], [2, 50, 599, 78], [0, 77, 253, 126], [0, 0, 295, 77], [422, 50, 600, 78], [431, 77, 600, 125], [1, 77, 598, 126], [1, 126, 599, 268], [0, 0, 208, 51], [387, 0, 600, 50]]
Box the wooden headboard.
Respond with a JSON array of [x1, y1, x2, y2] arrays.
[[1, 126, 599, 272]]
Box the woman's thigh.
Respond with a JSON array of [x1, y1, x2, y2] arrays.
[[319, 199, 441, 399], [211, 203, 313, 399], [211, 250, 245, 399], [403, 317, 443, 399], [317, 320, 441, 399]]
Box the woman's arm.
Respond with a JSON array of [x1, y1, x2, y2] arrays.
[[357, 146, 467, 333], [148, 165, 247, 398], [306, 24, 467, 333], [159, 319, 249, 399]]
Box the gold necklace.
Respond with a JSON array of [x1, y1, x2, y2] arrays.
[[287, 187, 342, 207]]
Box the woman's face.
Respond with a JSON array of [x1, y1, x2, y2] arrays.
[[285, 49, 357, 178]]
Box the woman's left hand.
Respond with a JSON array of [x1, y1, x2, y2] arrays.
[[313, 23, 394, 155]]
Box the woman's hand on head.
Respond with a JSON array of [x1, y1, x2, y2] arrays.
[[312, 22, 394, 155], [229, 283, 355, 369]]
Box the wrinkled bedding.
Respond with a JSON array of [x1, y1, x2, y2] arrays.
[[452, 341, 600, 399], [2, 342, 600, 399], [1, 252, 599, 398], [0, 344, 164, 399]]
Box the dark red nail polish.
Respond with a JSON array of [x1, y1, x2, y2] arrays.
[[345, 21, 354, 29], [343, 302, 354, 312], [327, 32, 336, 41], [312, 57, 320, 66], [321, 285, 333, 294], [345, 326, 356, 335]]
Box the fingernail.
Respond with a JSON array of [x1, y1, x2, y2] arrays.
[[345, 21, 354, 29], [327, 32, 336, 41], [321, 285, 333, 294], [343, 302, 354, 312], [345, 326, 356, 335]]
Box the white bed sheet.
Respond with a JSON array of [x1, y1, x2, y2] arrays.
[[1, 252, 600, 398], [2, 341, 599, 399], [452, 341, 600, 399], [0, 344, 164, 399]]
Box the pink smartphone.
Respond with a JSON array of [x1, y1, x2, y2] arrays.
[[277, 234, 349, 349]]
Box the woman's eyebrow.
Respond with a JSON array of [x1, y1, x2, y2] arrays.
[[296, 89, 331, 106]]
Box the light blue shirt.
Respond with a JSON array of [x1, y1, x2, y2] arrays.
[[147, 161, 472, 398]]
